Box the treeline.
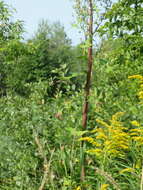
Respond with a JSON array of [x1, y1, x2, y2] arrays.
[[0, 1, 86, 97], [1, 0, 143, 102]]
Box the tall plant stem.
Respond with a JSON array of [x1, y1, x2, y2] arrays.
[[81, 0, 93, 186], [35, 135, 55, 190], [140, 165, 143, 190]]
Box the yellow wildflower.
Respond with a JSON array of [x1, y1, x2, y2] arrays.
[[96, 119, 110, 128], [132, 136, 143, 142], [130, 128, 142, 133], [104, 140, 112, 146], [110, 112, 124, 127], [119, 168, 134, 174], [135, 163, 141, 169], [100, 184, 109, 190], [128, 75, 143, 80], [108, 149, 120, 155], [87, 149, 102, 153], [96, 133, 107, 140], [90, 128, 99, 133], [79, 137, 101, 147], [111, 112, 124, 121], [82, 112, 130, 159], [75, 186, 81, 190], [134, 160, 142, 169], [79, 137, 94, 143], [86, 149, 103, 157], [138, 91, 143, 99], [130, 132, 139, 136], [117, 144, 129, 150]]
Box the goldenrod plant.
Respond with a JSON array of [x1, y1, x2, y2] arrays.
[[80, 112, 129, 162]]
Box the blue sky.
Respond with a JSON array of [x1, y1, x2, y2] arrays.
[[5, 0, 81, 45]]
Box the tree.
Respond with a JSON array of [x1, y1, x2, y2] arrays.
[[0, 0, 23, 96], [0, 17, 77, 97], [27, 20, 80, 96], [73, 0, 113, 187], [101, 0, 143, 60], [103, 0, 143, 36], [91, 0, 143, 126]]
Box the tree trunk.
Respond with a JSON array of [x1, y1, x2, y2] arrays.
[[80, 0, 93, 186]]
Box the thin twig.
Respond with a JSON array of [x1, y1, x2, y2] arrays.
[[35, 135, 55, 190], [95, 167, 121, 190], [140, 166, 143, 190]]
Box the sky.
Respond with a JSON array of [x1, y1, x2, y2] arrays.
[[5, 0, 82, 45]]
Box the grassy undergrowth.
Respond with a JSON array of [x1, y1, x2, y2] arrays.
[[0, 78, 143, 190]]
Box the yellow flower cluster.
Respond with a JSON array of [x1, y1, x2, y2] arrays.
[[119, 167, 134, 174], [74, 186, 81, 190], [128, 75, 143, 80], [100, 184, 109, 190], [130, 120, 143, 146], [138, 91, 143, 100], [131, 120, 140, 127], [79, 137, 101, 147], [80, 112, 130, 159], [79, 109, 143, 168]]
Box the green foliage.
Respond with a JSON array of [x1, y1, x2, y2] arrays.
[[103, 0, 143, 36], [0, 1, 23, 42], [0, 81, 83, 189], [0, 0, 23, 96], [94, 0, 143, 119], [0, 17, 84, 96], [1, 0, 143, 189], [27, 20, 83, 96]]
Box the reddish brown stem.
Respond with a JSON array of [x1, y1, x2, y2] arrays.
[[80, 0, 93, 186]]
